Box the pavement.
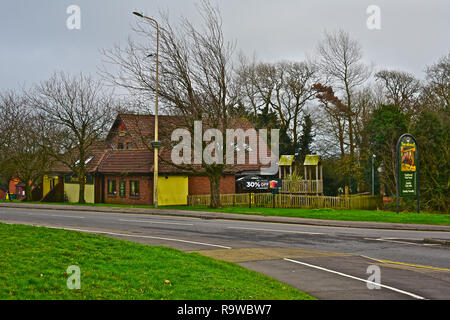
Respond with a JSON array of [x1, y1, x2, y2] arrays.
[[1, 202, 449, 232], [1, 202, 449, 300]]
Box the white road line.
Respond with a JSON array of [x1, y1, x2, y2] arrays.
[[283, 258, 426, 300], [227, 226, 322, 235], [364, 238, 428, 246], [26, 213, 85, 219], [118, 219, 193, 226], [42, 225, 232, 249], [49, 214, 85, 219]]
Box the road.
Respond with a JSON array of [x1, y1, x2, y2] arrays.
[[1, 206, 449, 300]]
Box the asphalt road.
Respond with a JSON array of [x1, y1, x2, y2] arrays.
[[1, 206, 449, 300]]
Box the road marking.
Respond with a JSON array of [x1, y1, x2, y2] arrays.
[[361, 256, 450, 272], [283, 258, 426, 300], [227, 226, 323, 235], [25, 213, 85, 219], [49, 214, 85, 219], [41, 225, 232, 249], [118, 219, 193, 226], [363, 237, 445, 247]]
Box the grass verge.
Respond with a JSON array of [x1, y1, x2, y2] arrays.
[[161, 206, 450, 226], [0, 223, 314, 300]]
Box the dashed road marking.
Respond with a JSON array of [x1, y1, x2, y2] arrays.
[[118, 219, 194, 226], [227, 226, 323, 235]]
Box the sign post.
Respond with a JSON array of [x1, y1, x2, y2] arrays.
[[396, 134, 420, 213]]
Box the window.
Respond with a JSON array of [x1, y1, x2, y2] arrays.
[[118, 143, 124, 150], [130, 181, 140, 197], [108, 180, 117, 195], [126, 142, 133, 150], [119, 181, 126, 198]]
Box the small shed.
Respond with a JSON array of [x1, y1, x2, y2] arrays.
[[303, 155, 323, 195], [278, 155, 294, 179]]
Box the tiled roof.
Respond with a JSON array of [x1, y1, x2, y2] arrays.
[[51, 114, 271, 175], [97, 149, 153, 174], [50, 141, 109, 174]]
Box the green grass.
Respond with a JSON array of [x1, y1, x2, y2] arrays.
[[161, 206, 450, 226], [0, 223, 314, 300]]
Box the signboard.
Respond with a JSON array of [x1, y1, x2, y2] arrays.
[[398, 135, 417, 196], [237, 176, 279, 191], [244, 180, 269, 190], [64, 174, 94, 185], [396, 134, 420, 213]]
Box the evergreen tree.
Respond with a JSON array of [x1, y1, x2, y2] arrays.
[[296, 114, 314, 163]]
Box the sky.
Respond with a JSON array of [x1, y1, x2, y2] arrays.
[[1, 0, 449, 91]]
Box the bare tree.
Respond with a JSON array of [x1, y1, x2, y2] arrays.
[[237, 60, 318, 155], [421, 53, 450, 112], [101, 1, 239, 208], [375, 69, 421, 113], [312, 83, 349, 158], [28, 72, 115, 204], [316, 30, 371, 158], [0, 91, 54, 201]]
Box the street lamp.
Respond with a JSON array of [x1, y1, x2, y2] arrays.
[[133, 11, 160, 208], [372, 154, 376, 195]]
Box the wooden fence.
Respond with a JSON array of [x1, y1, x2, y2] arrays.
[[281, 180, 323, 194], [187, 193, 382, 210]]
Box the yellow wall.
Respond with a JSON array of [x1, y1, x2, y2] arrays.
[[158, 176, 188, 206], [64, 183, 95, 203], [43, 175, 59, 197]]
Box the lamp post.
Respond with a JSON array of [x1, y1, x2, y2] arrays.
[[372, 154, 376, 195], [133, 11, 160, 207]]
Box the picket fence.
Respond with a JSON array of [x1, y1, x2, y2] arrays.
[[187, 193, 382, 210]]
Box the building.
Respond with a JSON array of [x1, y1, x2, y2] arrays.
[[8, 178, 26, 200], [0, 186, 6, 200], [42, 114, 263, 205]]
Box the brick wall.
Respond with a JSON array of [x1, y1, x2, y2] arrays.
[[103, 174, 236, 205], [104, 175, 153, 205], [188, 175, 235, 195]]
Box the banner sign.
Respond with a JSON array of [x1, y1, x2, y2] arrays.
[[238, 176, 279, 191], [398, 135, 417, 196], [396, 133, 420, 213]]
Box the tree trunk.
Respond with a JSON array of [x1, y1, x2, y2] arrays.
[[78, 167, 86, 204], [209, 173, 222, 209], [24, 183, 33, 202]]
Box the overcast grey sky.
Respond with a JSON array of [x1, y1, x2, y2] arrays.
[[1, 0, 449, 91]]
